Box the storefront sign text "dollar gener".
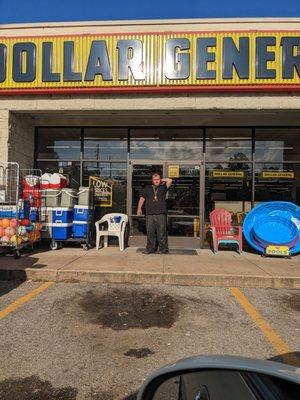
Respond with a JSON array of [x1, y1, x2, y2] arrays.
[[0, 31, 299, 93]]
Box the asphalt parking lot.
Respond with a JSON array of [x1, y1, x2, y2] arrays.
[[0, 281, 299, 400]]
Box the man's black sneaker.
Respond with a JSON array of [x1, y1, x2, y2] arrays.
[[158, 250, 169, 254], [142, 250, 155, 254]]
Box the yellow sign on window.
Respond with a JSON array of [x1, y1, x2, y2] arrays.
[[89, 176, 113, 207], [168, 165, 180, 178], [212, 170, 245, 178], [261, 171, 294, 179]]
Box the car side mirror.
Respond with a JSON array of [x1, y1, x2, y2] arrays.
[[137, 356, 300, 400]]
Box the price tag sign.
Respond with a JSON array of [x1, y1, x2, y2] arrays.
[[266, 245, 290, 257]]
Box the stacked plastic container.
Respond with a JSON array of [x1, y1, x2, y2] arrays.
[[72, 188, 91, 239], [52, 207, 74, 240]]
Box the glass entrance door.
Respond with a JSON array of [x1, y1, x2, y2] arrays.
[[129, 161, 202, 248]]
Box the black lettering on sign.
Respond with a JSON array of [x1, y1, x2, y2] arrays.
[[63, 41, 82, 82], [165, 38, 190, 80], [256, 36, 276, 79], [222, 37, 249, 79], [196, 38, 216, 80], [117, 39, 145, 81], [84, 40, 113, 81], [42, 42, 60, 82], [13, 42, 36, 82], [281, 37, 300, 79], [0, 44, 6, 83]]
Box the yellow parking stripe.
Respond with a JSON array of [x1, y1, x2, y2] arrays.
[[230, 287, 299, 367], [0, 282, 54, 320]]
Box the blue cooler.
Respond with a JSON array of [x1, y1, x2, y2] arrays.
[[51, 222, 72, 240], [72, 221, 88, 238], [53, 207, 74, 223], [74, 205, 90, 222]]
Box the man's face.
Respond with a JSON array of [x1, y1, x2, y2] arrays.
[[152, 175, 161, 186]]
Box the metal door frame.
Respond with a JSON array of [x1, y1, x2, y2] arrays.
[[128, 159, 205, 248]]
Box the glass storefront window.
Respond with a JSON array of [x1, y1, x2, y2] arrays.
[[204, 161, 252, 247], [206, 128, 252, 162], [83, 128, 127, 161], [205, 162, 252, 219], [255, 163, 300, 204], [83, 162, 127, 213], [36, 161, 81, 189], [37, 128, 81, 161], [255, 128, 300, 162], [130, 128, 203, 160]]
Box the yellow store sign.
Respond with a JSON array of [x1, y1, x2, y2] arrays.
[[0, 31, 299, 94], [261, 171, 295, 179], [212, 170, 245, 178]]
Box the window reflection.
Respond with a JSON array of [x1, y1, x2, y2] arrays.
[[206, 128, 252, 162], [83, 128, 127, 161], [37, 128, 81, 161], [130, 129, 202, 160], [255, 128, 300, 162]]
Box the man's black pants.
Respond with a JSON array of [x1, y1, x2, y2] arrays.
[[145, 213, 168, 252]]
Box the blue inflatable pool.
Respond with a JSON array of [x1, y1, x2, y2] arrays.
[[243, 202, 300, 254]]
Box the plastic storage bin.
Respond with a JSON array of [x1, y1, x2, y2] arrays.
[[61, 188, 77, 207], [53, 208, 74, 223], [72, 221, 88, 238], [41, 189, 61, 207], [77, 187, 90, 206], [74, 205, 90, 222], [51, 223, 72, 240]]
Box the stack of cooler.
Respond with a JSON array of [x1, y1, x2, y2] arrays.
[[72, 205, 90, 238], [51, 208, 74, 240]]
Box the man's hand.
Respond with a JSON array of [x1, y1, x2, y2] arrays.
[[161, 178, 173, 188], [137, 197, 145, 215]]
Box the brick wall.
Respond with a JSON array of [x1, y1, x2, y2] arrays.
[[0, 109, 9, 164], [8, 113, 34, 169]]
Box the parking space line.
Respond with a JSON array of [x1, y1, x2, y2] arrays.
[[230, 287, 299, 367], [0, 282, 54, 320]]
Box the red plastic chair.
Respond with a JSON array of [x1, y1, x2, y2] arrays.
[[209, 208, 243, 254]]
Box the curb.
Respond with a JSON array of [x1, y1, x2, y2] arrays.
[[0, 268, 299, 289]]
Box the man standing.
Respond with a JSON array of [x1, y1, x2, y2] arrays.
[[137, 173, 172, 254]]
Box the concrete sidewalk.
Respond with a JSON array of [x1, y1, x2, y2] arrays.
[[0, 246, 299, 288]]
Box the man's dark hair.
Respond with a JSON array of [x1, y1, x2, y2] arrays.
[[152, 173, 161, 179]]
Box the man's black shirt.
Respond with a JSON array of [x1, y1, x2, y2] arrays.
[[141, 183, 168, 215]]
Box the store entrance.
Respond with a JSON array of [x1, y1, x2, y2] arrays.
[[128, 161, 202, 248]]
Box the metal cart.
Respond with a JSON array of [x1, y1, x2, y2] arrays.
[[0, 163, 43, 259], [50, 187, 95, 251]]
